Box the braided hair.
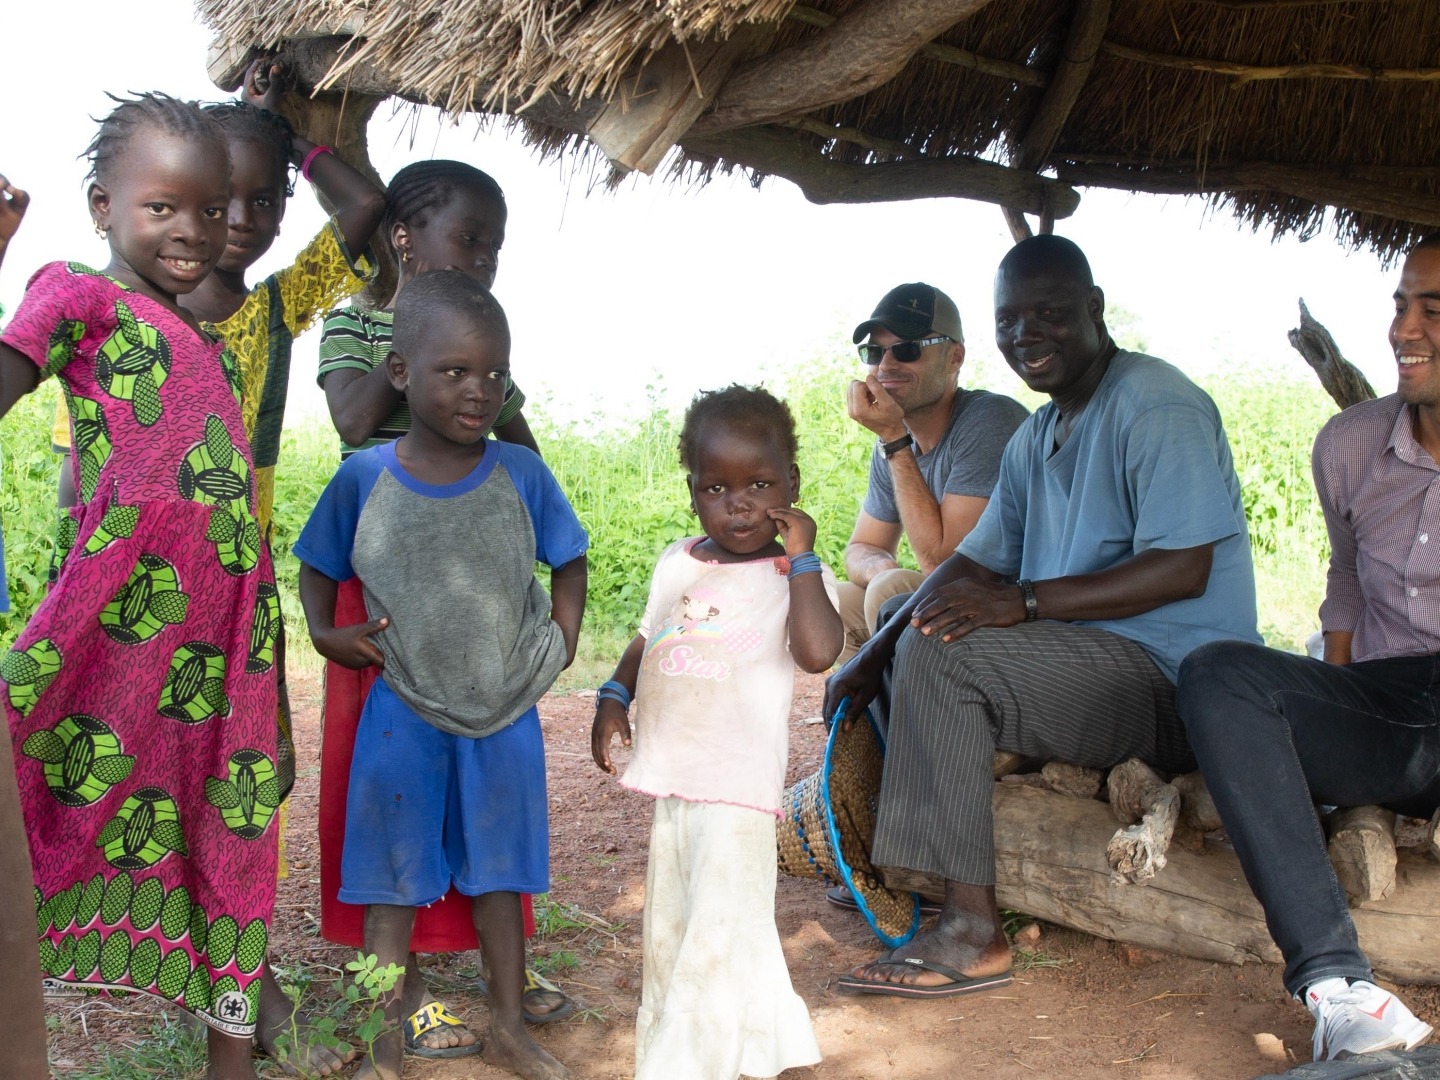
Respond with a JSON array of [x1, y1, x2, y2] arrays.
[[382, 159, 505, 236], [84, 92, 227, 185], [678, 385, 799, 472], [205, 100, 296, 197]]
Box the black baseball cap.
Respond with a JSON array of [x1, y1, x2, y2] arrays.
[[852, 282, 964, 344]]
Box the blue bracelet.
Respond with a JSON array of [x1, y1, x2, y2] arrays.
[[787, 551, 822, 578], [597, 680, 632, 708]]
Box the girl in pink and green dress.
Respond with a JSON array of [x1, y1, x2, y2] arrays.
[[0, 94, 277, 1080]]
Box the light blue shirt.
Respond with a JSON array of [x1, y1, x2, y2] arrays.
[[959, 350, 1260, 681]]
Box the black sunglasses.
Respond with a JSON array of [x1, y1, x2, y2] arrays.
[[857, 335, 950, 365]]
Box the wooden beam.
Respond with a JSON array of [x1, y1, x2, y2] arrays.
[[1055, 162, 1440, 226], [1012, 0, 1111, 171], [1004, 0, 1110, 239], [587, 32, 757, 174], [691, 0, 1001, 136], [1184, 0, 1390, 8], [785, 4, 1045, 88], [682, 126, 1080, 216], [778, 116, 920, 160], [1101, 41, 1440, 86]]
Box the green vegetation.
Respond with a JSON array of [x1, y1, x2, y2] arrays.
[[0, 361, 1338, 679]]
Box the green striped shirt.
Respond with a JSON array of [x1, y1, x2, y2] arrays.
[[317, 306, 525, 457]]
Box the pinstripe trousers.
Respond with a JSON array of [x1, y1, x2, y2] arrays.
[[871, 620, 1195, 885]]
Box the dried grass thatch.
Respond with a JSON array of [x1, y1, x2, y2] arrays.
[[197, 0, 1440, 261]]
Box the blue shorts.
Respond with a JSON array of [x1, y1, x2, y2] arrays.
[[339, 677, 550, 907]]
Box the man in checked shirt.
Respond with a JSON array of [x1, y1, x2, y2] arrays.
[[1177, 238, 1440, 1063]]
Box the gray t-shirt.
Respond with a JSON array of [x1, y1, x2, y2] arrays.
[[862, 388, 1029, 523], [294, 440, 589, 738]]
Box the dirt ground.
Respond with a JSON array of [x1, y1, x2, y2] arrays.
[[44, 670, 1440, 1080]]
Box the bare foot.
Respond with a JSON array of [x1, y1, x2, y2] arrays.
[[845, 881, 1011, 990], [483, 1017, 572, 1080], [256, 961, 359, 1075]]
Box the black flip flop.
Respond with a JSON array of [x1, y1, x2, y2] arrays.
[[837, 956, 1013, 999]]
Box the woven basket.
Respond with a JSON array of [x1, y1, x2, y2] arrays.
[[778, 707, 920, 947]]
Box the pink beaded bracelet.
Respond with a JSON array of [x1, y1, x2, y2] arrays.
[[300, 145, 333, 182]]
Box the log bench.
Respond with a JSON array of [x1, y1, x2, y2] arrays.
[[883, 767, 1440, 984]]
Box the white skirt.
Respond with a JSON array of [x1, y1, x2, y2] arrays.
[[636, 798, 822, 1080]]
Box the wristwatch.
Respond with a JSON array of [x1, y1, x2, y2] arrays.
[[881, 432, 915, 459], [1018, 579, 1038, 622]]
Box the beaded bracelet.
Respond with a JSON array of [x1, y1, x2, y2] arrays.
[[596, 679, 632, 708], [787, 551, 822, 578], [300, 145, 334, 182]]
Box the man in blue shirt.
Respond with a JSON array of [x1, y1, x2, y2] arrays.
[[825, 234, 1259, 999]]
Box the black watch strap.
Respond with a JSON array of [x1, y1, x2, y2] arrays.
[[881, 432, 915, 459]]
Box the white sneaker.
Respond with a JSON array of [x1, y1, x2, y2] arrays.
[[1305, 977, 1434, 1060]]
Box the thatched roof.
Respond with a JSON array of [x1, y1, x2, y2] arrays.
[[199, 0, 1440, 260]]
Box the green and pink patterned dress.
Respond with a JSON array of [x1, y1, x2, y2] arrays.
[[0, 262, 279, 1037]]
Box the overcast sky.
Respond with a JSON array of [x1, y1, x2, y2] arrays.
[[0, 0, 1408, 424]]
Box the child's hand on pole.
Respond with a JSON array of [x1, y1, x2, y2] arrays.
[[0, 174, 30, 254], [311, 616, 389, 670], [240, 56, 286, 114], [591, 699, 632, 775], [768, 506, 818, 557]]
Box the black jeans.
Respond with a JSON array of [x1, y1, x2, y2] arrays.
[[1176, 640, 1440, 994]]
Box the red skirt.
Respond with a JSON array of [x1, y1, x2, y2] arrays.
[[318, 577, 535, 950]]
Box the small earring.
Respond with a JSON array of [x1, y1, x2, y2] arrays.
[[399, 249, 411, 264], [93, 221, 109, 239]]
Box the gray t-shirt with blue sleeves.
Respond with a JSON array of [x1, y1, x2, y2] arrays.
[[862, 388, 1029, 523], [294, 439, 589, 738], [958, 350, 1260, 682]]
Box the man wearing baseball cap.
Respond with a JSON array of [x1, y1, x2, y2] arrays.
[[838, 282, 1028, 661]]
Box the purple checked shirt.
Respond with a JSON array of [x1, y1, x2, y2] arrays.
[[1313, 393, 1440, 662]]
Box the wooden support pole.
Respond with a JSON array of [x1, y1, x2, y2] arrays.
[[1288, 299, 1377, 412], [692, 0, 999, 136], [1327, 805, 1398, 905]]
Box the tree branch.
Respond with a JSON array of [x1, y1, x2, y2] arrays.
[[681, 126, 1079, 216], [1056, 161, 1440, 225], [691, 0, 1001, 136], [1288, 299, 1376, 411], [1101, 41, 1440, 86]]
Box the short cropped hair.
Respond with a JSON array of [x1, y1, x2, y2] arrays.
[[997, 234, 1094, 287], [677, 384, 799, 472], [392, 269, 509, 356]]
